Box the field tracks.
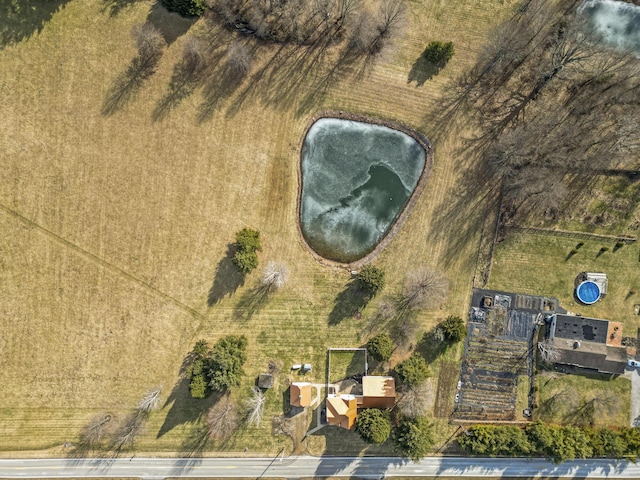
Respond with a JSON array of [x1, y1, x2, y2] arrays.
[[0, 203, 203, 320]]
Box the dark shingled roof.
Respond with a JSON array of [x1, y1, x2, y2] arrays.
[[553, 314, 609, 343], [554, 339, 627, 375]]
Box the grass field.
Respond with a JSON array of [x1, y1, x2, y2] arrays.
[[0, 0, 518, 454], [328, 350, 367, 384], [535, 372, 631, 428], [487, 230, 640, 332]]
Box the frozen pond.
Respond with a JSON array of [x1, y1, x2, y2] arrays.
[[578, 0, 640, 55], [299, 117, 426, 263]]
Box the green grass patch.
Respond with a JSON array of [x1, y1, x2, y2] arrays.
[[515, 375, 529, 420], [328, 350, 367, 384], [488, 230, 640, 333], [535, 372, 630, 428]]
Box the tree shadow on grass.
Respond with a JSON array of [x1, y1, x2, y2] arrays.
[[415, 328, 449, 363], [328, 280, 371, 326], [102, 50, 163, 116], [408, 54, 442, 87], [233, 282, 272, 321], [157, 357, 217, 438], [207, 244, 245, 306], [153, 53, 204, 120], [179, 420, 210, 457], [100, 0, 138, 17], [0, 0, 71, 49], [197, 43, 257, 123], [145, 1, 195, 46]]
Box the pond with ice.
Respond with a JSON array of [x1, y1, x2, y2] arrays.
[[299, 117, 427, 263], [578, 0, 640, 55]]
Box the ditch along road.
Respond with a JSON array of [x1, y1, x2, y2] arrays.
[[0, 456, 639, 478]]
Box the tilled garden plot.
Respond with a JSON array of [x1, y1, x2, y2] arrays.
[[454, 329, 531, 422]]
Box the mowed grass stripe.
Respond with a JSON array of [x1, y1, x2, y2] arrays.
[[0, 203, 203, 320]]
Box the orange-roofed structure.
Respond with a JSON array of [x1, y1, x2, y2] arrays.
[[326, 394, 358, 429], [290, 382, 312, 407], [359, 376, 396, 409]]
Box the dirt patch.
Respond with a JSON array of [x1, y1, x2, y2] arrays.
[[434, 362, 458, 418], [273, 406, 311, 454]]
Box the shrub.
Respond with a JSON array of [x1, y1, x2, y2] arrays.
[[357, 265, 386, 295], [189, 374, 208, 399], [439, 315, 466, 342], [232, 250, 259, 273], [367, 333, 394, 362], [459, 425, 532, 457], [235, 228, 262, 252], [355, 408, 391, 445], [162, 0, 206, 17], [395, 354, 430, 388], [232, 228, 261, 274], [208, 335, 248, 392], [423, 41, 455, 65], [392, 416, 433, 461]]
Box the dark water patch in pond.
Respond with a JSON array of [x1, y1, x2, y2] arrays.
[[299, 117, 428, 263]]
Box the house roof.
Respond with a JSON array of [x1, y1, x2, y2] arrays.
[[290, 382, 312, 407], [553, 338, 627, 375], [553, 314, 609, 344], [326, 394, 357, 429], [360, 376, 395, 409]]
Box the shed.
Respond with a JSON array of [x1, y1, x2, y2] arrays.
[[258, 373, 274, 389], [290, 382, 312, 408]]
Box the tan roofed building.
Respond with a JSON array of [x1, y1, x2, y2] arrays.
[[290, 382, 312, 407], [326, 394, 358, 429], [360, 376, 395, 408]]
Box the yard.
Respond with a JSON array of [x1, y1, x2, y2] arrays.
[[0, 0, 516, 455], [487, 230, 640, 332], [535, 372, 631, 428]]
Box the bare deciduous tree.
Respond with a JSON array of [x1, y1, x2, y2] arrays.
[[138, 386, 162, 413], [79, 414, 112, 449], [181, 36, 209, 78], [111, 411, 146, 452], [206, 396, 239, 441], [262, 261, 288, 290], [226, 40, 253, 78], [396, 381, 434, 419], [400, 268, 448, 312], [244, 386, 266, 427], [132, 23, 166, 66], [537, 340, 561, 363]]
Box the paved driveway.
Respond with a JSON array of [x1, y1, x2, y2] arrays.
[[630, 367, 640, 427]]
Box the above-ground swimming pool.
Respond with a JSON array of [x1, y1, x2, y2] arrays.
[[299, 117, 428, 263], [576, 280, 602, 304]]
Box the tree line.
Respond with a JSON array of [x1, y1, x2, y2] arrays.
[[453, 0, 640, 223], [459, 422, 640, 463]]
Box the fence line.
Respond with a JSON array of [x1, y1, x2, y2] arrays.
[[506, 225, 637, 243]]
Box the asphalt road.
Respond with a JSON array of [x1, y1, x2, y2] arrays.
[[0, 456, 637, 479]]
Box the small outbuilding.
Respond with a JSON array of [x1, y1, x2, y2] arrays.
[[258, 373, 274, 389], [290, 382, 312, 408], [359, 376, 396, 409]]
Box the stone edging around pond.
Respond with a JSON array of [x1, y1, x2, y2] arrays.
[[295, 110, 434, 271]]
